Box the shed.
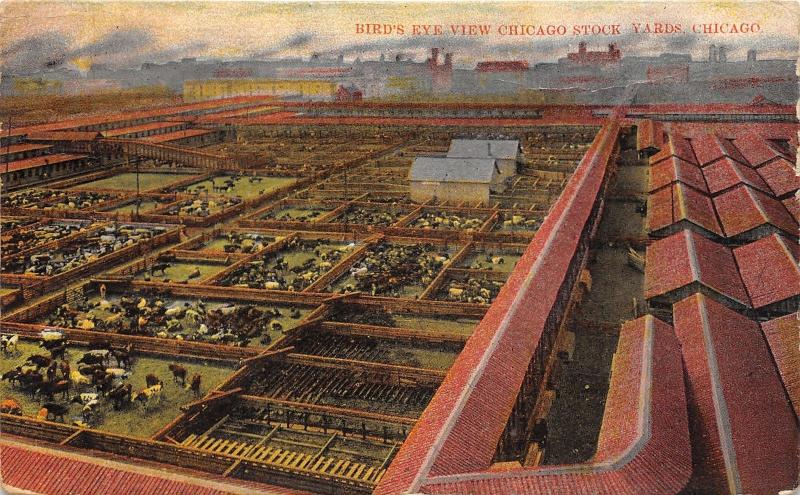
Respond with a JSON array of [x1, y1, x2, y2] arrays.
[[409, 157, 501, 204], [447, 139, 520, 177]]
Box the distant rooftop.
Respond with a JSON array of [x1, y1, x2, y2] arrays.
[[447, 139, 520, 160], [409, 157, 498, 183]]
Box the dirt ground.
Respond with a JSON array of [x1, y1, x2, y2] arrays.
[[543, 161, 648, 465]]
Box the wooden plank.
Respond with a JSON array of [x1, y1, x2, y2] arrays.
[[181, 390, 242, 413], [291, 453, 308, 468], [239, 394, 417, 426], [257, 447, 274, 461], [351, 464, 366, 480], [239, 347, 294, 367], [285, 353, 446, 385], [59, 430, 84, 446], [249, 446, 266, 460], [335, 460, 351, 476], [321, 321, 468, 345], [297, 454, 313, 469], [311, 456, 327, 471], [327, 459, 342, 474], [362, 467, 375, 481]]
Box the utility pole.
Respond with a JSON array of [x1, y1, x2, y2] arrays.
[[4, 115, 11, 175], [133, 155, 140, 218]]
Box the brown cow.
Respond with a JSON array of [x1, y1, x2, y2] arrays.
[[168, 364, 187, 385], [189, 374, 201, 397], [0, 398, 22, 415]]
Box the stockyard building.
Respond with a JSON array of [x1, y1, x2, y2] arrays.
[[0, 96, 797, 495]]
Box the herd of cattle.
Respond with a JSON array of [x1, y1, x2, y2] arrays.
[[45, 295, 299, 347], [0, 331, 202, 427]]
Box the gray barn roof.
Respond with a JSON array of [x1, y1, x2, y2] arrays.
[[409, 157, 498, 184], [447, 139, 520, 160]]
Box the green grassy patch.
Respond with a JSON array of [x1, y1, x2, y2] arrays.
[[0, 340, 233, 437], [74, 173, 193, 192]]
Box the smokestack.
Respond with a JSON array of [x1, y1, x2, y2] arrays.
[[431, 48, 440, 64], [718, 46, 727, 63], [444, 53, 452, 67], [708, 44, 718, 63]]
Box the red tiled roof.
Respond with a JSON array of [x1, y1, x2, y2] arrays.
[[0, 436, 309, 495], [0, 442, 230, 495], [375, 121, 622, 495], [672, 294, 798, 495], [689, 134, 748, 167], [733, 234, 800, 309], [143, 128, 215, 143], [650, 132, 698, 166], [713, 184, 798, 238], [26, 131, 103, 141], [10, 96, 267, 137], [2, 153, 87, 173], [383, 315, 691, 495], [0, 143, 52, 156], [761, 313, 800, 418], [195, 105, 280, 123], [649, 156, 707, 193], [783, 196, 800, 224], [646, 183, 723, 236], [731, 134, 787, 167], [702, 157, 772, 196], [756, 156, 799, 198], [101, 121, 186, 138], [644, 229, 749, 306], [636, 119, 665, 152]]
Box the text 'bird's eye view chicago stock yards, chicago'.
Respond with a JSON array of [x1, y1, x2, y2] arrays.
[[0, 2, 797, 494]]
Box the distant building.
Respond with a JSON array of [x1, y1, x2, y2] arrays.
[[409, 157, 503, 204], [427, 48, 453, 93], [647, 65, 689, 83], [475, 61, 529, 89], [567, 42, 621, 64], [718, 46, 728, 63], [708, 44, 718, 63], [747, 49, 758, 62], [447, 139, 521, 177], [183, 78, 337, 101]]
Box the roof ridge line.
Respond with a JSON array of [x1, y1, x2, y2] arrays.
[[696, 294, 744, 495]]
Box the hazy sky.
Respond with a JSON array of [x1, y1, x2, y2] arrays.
[[0, 1, 797, 72]]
